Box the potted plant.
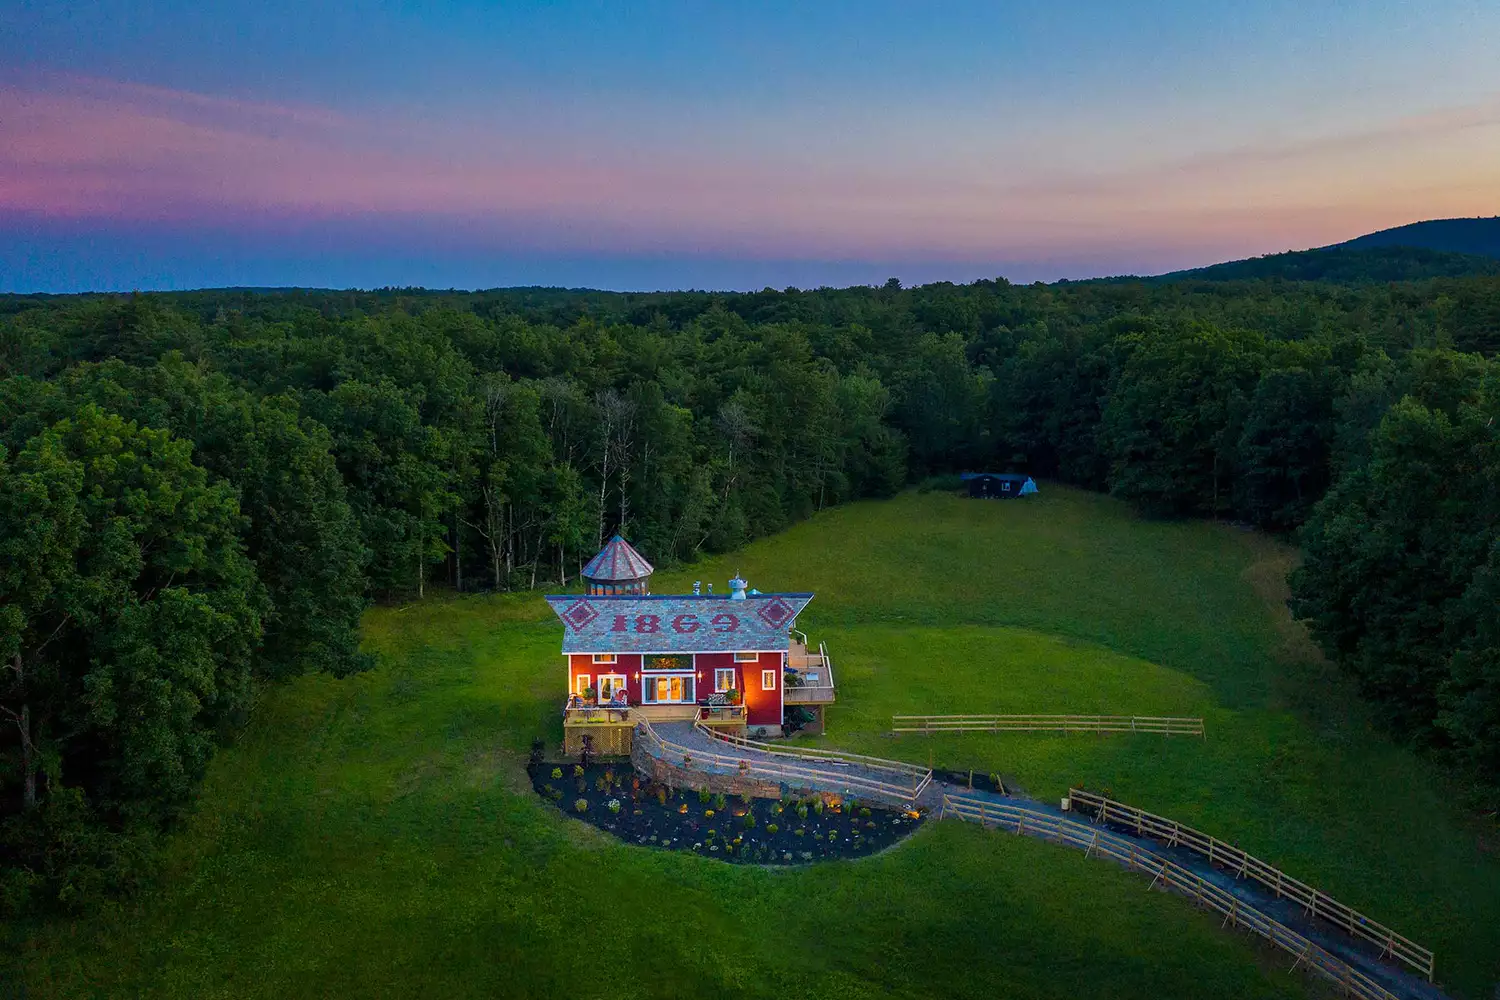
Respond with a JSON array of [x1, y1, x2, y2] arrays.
[[726, 688, 741, 706]]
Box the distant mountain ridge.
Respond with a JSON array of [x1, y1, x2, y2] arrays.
[[1148, 216, 1500, 284], [1335, 216, 1500, 258]]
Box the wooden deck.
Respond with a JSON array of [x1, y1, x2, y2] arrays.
[[699, 704, 748, 727], [785, 635, 836, 705], [562, 702, 704, 755]]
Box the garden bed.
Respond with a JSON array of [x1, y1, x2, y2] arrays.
[[529, 761, 926, 864]]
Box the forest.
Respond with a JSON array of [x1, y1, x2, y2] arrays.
[[2, 259, 1499, 914]]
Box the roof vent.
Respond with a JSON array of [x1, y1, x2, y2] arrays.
[[693, 581, 701, 595], [729, 574, 748, 600]]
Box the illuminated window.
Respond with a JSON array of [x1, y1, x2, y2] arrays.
[[733, 651, 758, 663], [592, 653, 618, 665], [715, 668, 735, 692], [761, 669, 777, 690], [575, 675, 590, 696], [643, 675, 695, 703]]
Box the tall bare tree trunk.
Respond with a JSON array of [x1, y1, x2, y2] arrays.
[[618, 462, 630, 537], [503, 502, 513, 579], [9, 652, 35, 811], [20, 701, 34, 810], [597, 414, 613, 546]]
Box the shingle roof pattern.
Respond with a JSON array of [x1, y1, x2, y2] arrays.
[[544, 593, 813, 653], [581, 535, 655, 581]]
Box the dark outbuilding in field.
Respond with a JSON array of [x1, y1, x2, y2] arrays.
[[962, 472, 1038, 499]]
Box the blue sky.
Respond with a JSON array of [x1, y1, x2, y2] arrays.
[[3, 0, 1498, 291]]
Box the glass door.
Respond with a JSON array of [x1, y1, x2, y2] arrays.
[[643, 674, 695, 703]]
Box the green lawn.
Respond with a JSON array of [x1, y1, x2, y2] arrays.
[[11, 487, 1498, 999]]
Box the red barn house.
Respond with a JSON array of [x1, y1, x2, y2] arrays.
[[547, 536, 835, 754]]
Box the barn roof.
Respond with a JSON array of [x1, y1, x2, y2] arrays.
[[581, 535, 654, 581], [545, 593, 813, 653]]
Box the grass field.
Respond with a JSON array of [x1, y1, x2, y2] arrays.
[[9, 487, 1499, 999]]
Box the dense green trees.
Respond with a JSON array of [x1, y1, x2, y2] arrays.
[[1, 407, 263, 908], [2, 267, 1499, 911], [1290, 359, 1499, 757]]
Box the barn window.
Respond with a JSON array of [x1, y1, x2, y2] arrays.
[[733, 651, 758, 663], [714, 668, 735, 692], [592, 653, 617, 665], [761, 669, 777, 690], [575, 674, 591, 696]]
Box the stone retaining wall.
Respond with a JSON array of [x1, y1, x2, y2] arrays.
[[631, 736, 787, 800]]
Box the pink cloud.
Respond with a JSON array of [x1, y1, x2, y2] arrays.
[[3, 73, 1498, 264]]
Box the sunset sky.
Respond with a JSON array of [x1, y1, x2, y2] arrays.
[[3, 0, 1499, 292]]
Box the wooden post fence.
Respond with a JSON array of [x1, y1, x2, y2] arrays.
[[940, 793, 1406, 1000], [891, 714, 1205, 737], [1065, 788, 1433, 982]]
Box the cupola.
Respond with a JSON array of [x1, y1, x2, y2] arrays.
[[581, 535, 654, 596]]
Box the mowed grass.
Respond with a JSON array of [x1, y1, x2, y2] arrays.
[[10, 487, 1498, 998]]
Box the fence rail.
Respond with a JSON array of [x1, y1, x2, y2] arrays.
[[892, 714, 1205, 737], [940, 794, 1404, 1000], [635, 718, 925, 805], [693, 722, 931, 778], [1065, 789, 1433, 981]]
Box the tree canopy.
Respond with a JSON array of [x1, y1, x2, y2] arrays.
[[3, 268, 1499, 912]]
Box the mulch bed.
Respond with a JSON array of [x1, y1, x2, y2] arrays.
[[529, 761, 926, 864]]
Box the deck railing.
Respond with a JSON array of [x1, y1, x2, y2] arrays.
[[635, 718, 926, 805], [940, 793, 1404, 1000], [892, 714, 1205, 737], [562, 702, 632, 725], [1066, 789, 1433, 981], [699, 703, 747, 724], [785, 639, 836, 703]]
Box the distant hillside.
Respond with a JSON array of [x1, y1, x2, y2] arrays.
[[1137, 217, 1500, 284], [1337, 216, 1500, 258], [1152, 244, 1500, 284]]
